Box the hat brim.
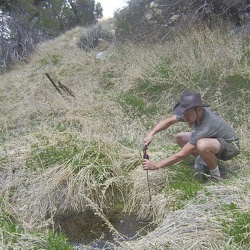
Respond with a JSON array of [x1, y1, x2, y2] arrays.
[[173, 103, 210, 116]]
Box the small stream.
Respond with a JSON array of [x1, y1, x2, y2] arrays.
[[54, 210, 156, 248]]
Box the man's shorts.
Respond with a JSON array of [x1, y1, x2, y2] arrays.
[[216, 138, 240, 161]]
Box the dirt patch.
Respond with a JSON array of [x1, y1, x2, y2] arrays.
[[54, 210, 156, 247]]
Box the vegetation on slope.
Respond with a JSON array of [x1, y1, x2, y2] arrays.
[[0, 21, 250, 249]]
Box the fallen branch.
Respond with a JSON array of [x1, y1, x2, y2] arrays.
[[45, 73, 75, 99]]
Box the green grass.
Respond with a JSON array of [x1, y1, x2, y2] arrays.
[[118, 92, 159, 119], [222, 204, 250, 247], [0, 198, 73, 249], [223, 74, 250, 103], [26, 136, 82, 171], [154, 57, 173, 79], [116, 57, 177, 119], [129, 57, 176, 102], [240, 47, 250, 65], [39, 53, 63, 66], [163, 157, 204, 210], [45, 231, 73, 250], [0, 210, 24, 246], [26, 135, 115, 181], [25, 127, 132, 184], [99, 69, 121, 89]]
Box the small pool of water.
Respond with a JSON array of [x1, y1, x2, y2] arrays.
[[54, 210, 155, 248]]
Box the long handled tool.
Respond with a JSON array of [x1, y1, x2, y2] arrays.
[[143, 145, 152, 201]]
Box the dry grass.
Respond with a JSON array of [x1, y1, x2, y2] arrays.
[[118, 177, 250, 250], [0, 22, 250, 249]]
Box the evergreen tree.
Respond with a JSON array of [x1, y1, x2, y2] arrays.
[[0, 0, 103, 70], [95, 2, 103, 19]]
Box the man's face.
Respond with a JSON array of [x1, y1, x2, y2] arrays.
[[183, 108, 197, 126]]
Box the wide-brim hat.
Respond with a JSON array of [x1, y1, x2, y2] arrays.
[[173, 91, 210, 116]]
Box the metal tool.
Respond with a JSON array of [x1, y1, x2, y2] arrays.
[[143, 145, 151, 201]]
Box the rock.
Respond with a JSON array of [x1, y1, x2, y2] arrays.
[[96, 51, 108, 60]]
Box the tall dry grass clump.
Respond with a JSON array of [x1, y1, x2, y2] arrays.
[[0, 23, 250, 249]]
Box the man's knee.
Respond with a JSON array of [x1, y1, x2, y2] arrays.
[[175, 132, 190, 147], [197, 138, 220, 154], [196, 139, 208, 153]]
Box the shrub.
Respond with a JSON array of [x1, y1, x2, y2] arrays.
[[78, 24, 114, 51], [114, 0, 250, 42]]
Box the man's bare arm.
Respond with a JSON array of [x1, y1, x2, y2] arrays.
[[144, 115, 179, 145], [142, 142, 196, 170]]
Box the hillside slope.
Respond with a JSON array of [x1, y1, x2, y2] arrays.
[[0, 23, 250, 249]]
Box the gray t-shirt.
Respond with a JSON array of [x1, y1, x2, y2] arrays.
[[177, 108, 238, 146]]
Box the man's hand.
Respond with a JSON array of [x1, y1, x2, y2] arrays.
[[144, 134, 154, 146], [142, 159, 159, 170]]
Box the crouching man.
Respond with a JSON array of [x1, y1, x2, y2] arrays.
[[142, 91, 240, 180]]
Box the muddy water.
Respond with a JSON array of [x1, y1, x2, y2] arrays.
[[54, 210, 155, 248]]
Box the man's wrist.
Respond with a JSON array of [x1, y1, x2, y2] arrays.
[[155, 163, 161, 169]]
